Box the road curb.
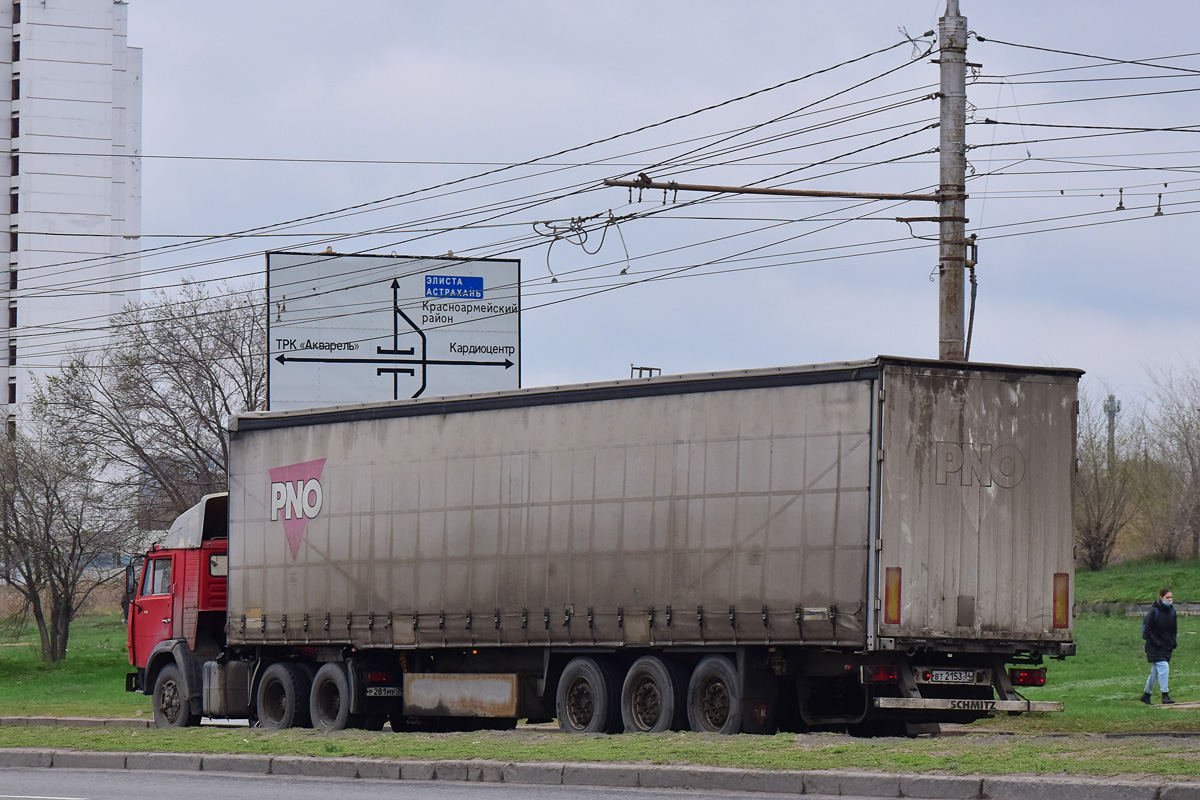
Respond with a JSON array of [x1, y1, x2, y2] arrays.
[[1, 747, 1197, 797]]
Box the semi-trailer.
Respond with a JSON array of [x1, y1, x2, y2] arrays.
[[125, 356, 1077, 734]]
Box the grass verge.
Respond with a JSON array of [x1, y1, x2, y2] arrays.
[[1, 725, 1200, 778], [0, 613, 146, 717], [1075, 558, 1200, 604], [4, 610, 1200, 777]]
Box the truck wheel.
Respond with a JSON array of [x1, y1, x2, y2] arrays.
[[257, 663, 312, 729], [153, 664, 197, 728], [556, 656, 622, 734], [687, 655, 743, 734], [310, 662, 356, 731], [621, 656, 688, 733]]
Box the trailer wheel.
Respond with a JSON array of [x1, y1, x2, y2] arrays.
[[310, 662, 356, 731], [687, 655, 742, 734], [556, 656, 622, 734], [257, 663, 312, 730], [152, 664, 197, 728], [620, 656, 689, 733]]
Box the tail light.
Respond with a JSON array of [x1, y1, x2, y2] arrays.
[[861, 664, 900, 684], [1009, 668, 1047, 687], [366, 671, 393, 683], [884, 567, 902, 625]]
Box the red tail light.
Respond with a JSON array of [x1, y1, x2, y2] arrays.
[[367, 671, 392, 683], [861, 664, 900, 684], [1009, 668, 1047, 687]]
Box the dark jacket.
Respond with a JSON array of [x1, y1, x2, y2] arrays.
[[1143, 600, 1178, 663]]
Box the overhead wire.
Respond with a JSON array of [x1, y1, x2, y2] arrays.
[[24, 35, 1200, 367]]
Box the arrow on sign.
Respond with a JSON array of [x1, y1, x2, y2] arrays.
[[274, 354, 514, 369]]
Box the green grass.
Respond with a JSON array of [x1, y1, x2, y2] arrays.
[[0, 613, 147, 717], [980, 612, 1200, 733], [1075, 558, 1200, 604], [6, 609, 1200, 777], [2, 724, 1200, 778]]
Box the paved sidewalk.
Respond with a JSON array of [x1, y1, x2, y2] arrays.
[[3, 718, 1200, 799]]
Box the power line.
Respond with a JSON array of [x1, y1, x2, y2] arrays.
[[975, 36, 1200, 76]]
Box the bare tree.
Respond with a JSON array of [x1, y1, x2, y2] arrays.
[[0, 417, 129, 661], [34, 281, 265, 526], [1138, 364, 1200, 560], [1074, 389, 1137, 571]]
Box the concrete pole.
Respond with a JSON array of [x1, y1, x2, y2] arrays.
[[938, 0, 968, 361], [1103, 393, 1121, 470]]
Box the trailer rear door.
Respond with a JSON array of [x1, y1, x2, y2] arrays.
[[875, 362, 1077, 647]]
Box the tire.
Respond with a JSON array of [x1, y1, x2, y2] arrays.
[[687, 655, 743, 734], [152, 664, 197, 728], [620, 656, 689, 733], [256, 662, 312, 730], [310, 662, 356, 732], [556, 656, 622, 734]]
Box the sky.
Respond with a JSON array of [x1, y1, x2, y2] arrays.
[[124, 1, 1200, 404]]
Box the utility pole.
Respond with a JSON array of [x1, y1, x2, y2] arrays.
[[938, 0, 968, 361], [604, 1, 972, 362], [1103, 393, 1121, 470]]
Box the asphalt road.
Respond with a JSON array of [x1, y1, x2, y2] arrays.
[[0, 767, 933, 800]]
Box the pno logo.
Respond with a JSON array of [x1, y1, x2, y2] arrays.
[[935, 441, 1026, 489], [268, 458, 326, 558]]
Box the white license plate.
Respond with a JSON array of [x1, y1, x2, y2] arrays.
[[930, 669, 974, 684], [365, 686, 401, 697]]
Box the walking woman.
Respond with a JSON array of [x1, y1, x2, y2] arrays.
[[1142, 588, 1178, 705]]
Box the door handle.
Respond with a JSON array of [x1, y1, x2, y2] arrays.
[[161, 618, 171, 624]]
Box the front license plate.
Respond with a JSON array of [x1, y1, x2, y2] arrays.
[[365, 687, 401, 697], [930, 669, 974, 684]]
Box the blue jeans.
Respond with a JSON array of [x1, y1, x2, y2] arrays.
[[1145, 661, 1170, 694]]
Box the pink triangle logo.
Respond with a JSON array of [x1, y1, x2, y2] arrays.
[[268, 458, 327, 559]]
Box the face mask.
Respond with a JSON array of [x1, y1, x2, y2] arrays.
[[1163, 599, 1173, 607]]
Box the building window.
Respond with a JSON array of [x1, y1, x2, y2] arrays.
[[7, 231, 15, 252], [7, 342, 13, 366], [8, 192, 14, 215], [7, 380, 15, 405], [10, 78, 16, 102], [7, 303, 14, 329], [11, 2, 19, 25], [5, 418, 13, 439], [7, 269, 13, 290], [11, 41, 18, 63], [9, 116, 17, 139], [9, 154, 16, 176]]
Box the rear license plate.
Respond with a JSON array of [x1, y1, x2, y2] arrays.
[[930, 669, 974, 684], [365, 687, 401, 697]]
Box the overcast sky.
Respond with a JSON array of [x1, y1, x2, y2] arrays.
[[125, 2, 1200, 404]]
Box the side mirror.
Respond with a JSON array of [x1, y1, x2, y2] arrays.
[[126, 555, 144, 597]]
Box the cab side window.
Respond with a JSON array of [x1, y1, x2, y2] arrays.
[[142, 557, 172, 596]]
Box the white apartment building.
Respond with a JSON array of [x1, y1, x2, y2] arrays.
[[3, 0, 141, 428]]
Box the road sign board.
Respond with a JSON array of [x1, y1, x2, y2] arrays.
[[266, 252, 520, 410]]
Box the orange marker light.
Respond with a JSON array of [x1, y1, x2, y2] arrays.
[[884, 567, 902, 625], [1052, 573, 1070, 629]]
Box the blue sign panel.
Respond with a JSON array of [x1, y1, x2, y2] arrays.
[[426, 275, 484, 299]]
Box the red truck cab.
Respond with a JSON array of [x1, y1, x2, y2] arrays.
[[125, 494, 228, 725]]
